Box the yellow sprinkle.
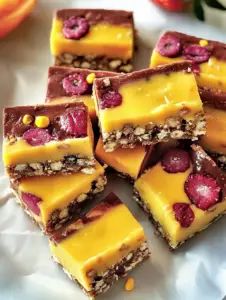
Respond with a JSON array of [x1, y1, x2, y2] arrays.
[[124, 277, 135, 292], [35, 116, 50, 128], [199, 39, 208, 47], [22, 114, 33, 125], [86, 73, 96, 84]]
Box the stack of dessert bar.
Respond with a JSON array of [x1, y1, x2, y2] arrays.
[[2, 9, 150, 299], [2, 7, 226, 299]]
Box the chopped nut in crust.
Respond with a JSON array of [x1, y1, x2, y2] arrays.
[[77, 193, 88, 203], [59, 208, 68, 219], [81, 167, 95, 174]]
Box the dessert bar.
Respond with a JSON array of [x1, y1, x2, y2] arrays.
[[11, 162, 106, 233], [150, 31, 226, 108], [46, 66, 116, 121], [134, 143, 226, 249], [95, 137, 153, 180], [200, 105, 226, 171], [50, 193, 150, 298], [93, 62, 205, 152], [3, 103, 95, 179], [50, 9, 134, 72]]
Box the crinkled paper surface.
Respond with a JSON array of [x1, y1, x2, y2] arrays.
[[0, 1, 226, 299]]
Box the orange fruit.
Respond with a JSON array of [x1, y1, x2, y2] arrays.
[[0, 0, 36, 38]]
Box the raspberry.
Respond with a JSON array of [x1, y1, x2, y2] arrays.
[[183, 44, 211, 63], [60, 108, 87, 137], [156, 34, 181, 58], [63, 16, 89, 40], [161, 148, 190, 173], [184, 173, 221, 210], [100, 89, 122, 109], [62, 73, 89, 96], [173, 202, 194, 228], [23, 128, 52, 146], [21, 192, 42, 215], [191, 63, 200, 75]]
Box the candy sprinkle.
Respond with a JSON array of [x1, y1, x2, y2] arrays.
[[124, 277, 135, 292], [86, 72, 96, 84]]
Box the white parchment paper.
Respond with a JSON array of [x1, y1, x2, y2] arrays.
[[0, 1, 226, 299]]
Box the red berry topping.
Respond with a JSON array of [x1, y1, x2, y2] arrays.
[[184, 173, 221, 210], [62, 73, 89, 96], [100, 90, 122, 109], [173, 202, 194, 228], [191, 63, 200, 75], [156, 34, 181, 58], [161, 148, 190, 173], [23, 128, 52, 146], [63, 16, 89, 40], [183, 44, 210, 63], [60, 108, 87, 137], [21, 192, 42, 215]]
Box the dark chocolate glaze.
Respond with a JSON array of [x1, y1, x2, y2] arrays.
[[56, 9, 133, 26], [51, 192, 122, 243], [161, 31, 226, 61], [190, 144, 226, 198], [199, 87, 226, 110], [138, 146, 155, 177], [94, 61, 193, 106], [46, 67, 117, 100], [4, 102, 88, 139]]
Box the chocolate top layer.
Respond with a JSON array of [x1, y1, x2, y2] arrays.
[[94, 61, 193, 106], [46, 67, 117, 100], [51, 192, 122, 243], [162, 31, 226, 61], [191, 144, 226, 197], [4, 102, 88, 140], [56, 9, 133, 26], [199, 87, 226, 111], [138, 146, 154, 177]]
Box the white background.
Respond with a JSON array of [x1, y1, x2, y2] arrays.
[[0, 1, 226, 300]]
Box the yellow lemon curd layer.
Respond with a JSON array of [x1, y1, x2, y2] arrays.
[[18, 162, 104, 227], [46, 96, 96, 120], [150, 50, 226, 92], [200, 106, 226, 155], [96, 71, 203, 133], [95, 138, 146, 179], [135, 163, 226, 248], [49, 203, 145, 291], [50, 19, 133, 60], [3, 122, 94, 166]]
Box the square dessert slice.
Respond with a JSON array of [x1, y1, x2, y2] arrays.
[[93, 62, 205, 152], [49, 193, 150, 298], [3, 103, 95, 180], [150, 31, 226, 109], [45, 67, 116, 121], [50, 9, 134, 72], [134, 143, 226, 249], [199, 105, 226, 171], [11, 161, 106, 233], [95, 137, 153, 180]]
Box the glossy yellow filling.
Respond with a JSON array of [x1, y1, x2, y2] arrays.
[[96, 71, 203, 133], [50, 18, 133, 59], [46, 96, 96, 120], [49, 204, 146, 291], [95, 138, 146, 179], [18, 162, 104, 227], [200, 106, 226, 155], [150, 50, 226, 92], [3, 122, 94, 166], [135, 163, 226, 248]]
